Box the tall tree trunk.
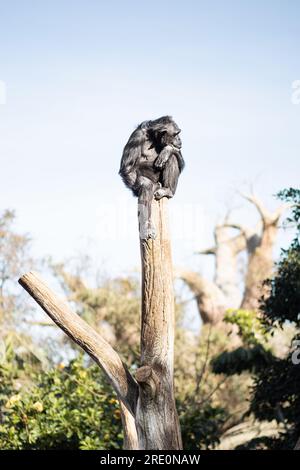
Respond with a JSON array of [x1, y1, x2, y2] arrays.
[[136, 199, 182, 449], [199, 223, 247, 309]]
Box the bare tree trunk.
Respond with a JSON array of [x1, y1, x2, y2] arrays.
[[239, 194, 287, 310], [199, 223, 247, 309], [185, 218, 253, 324], [136, 199, 182, 449], [241, 229, 275, 310], [182, 194, 288, 324], [18, 198, 182, 450]]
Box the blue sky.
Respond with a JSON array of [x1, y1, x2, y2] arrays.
[[0, 0, 299, 299]]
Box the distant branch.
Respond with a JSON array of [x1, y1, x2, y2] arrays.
[[175, 268, 227, 324], [239, 192, 270, 222]]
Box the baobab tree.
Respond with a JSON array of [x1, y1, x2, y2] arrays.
[[178, 193, 288, 325]]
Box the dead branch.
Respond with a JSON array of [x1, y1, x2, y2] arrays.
[[18, 271, 138, 415]]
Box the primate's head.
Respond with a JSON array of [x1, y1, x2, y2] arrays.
[[148, 116, 182, 151]]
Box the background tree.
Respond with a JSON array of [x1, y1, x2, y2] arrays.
[[0, 210, 46, 367], [0, 210, 32, 326], [178, 193, 287, 324], [212, 188, 300, 449]]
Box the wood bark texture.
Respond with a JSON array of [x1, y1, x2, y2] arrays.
[[136, 198, 182, 449]]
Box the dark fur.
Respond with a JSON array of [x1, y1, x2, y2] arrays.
[[119, 116, 184, 239]]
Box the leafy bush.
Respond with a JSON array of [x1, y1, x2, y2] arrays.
[[178, 400, 227, 449], [0, 355, 122, 450]]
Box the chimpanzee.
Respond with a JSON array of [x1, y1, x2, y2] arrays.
[[119, 116, 184, 239]]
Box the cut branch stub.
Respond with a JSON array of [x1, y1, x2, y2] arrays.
[[18, 271, 138, 416], [135, 365, 160, 399]]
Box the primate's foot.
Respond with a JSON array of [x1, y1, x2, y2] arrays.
[[154, 188, 174, 200], [146, 226, 156, 239], [139, 222, 156, 240]]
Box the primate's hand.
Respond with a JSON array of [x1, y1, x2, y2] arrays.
[[154, 145, 173, 169]]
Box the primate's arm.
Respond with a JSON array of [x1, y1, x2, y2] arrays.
[[154, 145, 180, 170]]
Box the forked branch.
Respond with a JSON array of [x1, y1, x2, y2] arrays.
[[18, 271, 138, 415]]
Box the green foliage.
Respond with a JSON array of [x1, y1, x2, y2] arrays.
[[261, 191, 300, 327], [178, 400, 227, 450], [249, 351, 300, 425], [224, 309, 269, 347], [0, 355, 122, 450], [212, 345, 273, 376], [247, 190, 300, 449], [235, 435, 283, 450], [1, 344, 229, 450], [212, 309, 273, 375]]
